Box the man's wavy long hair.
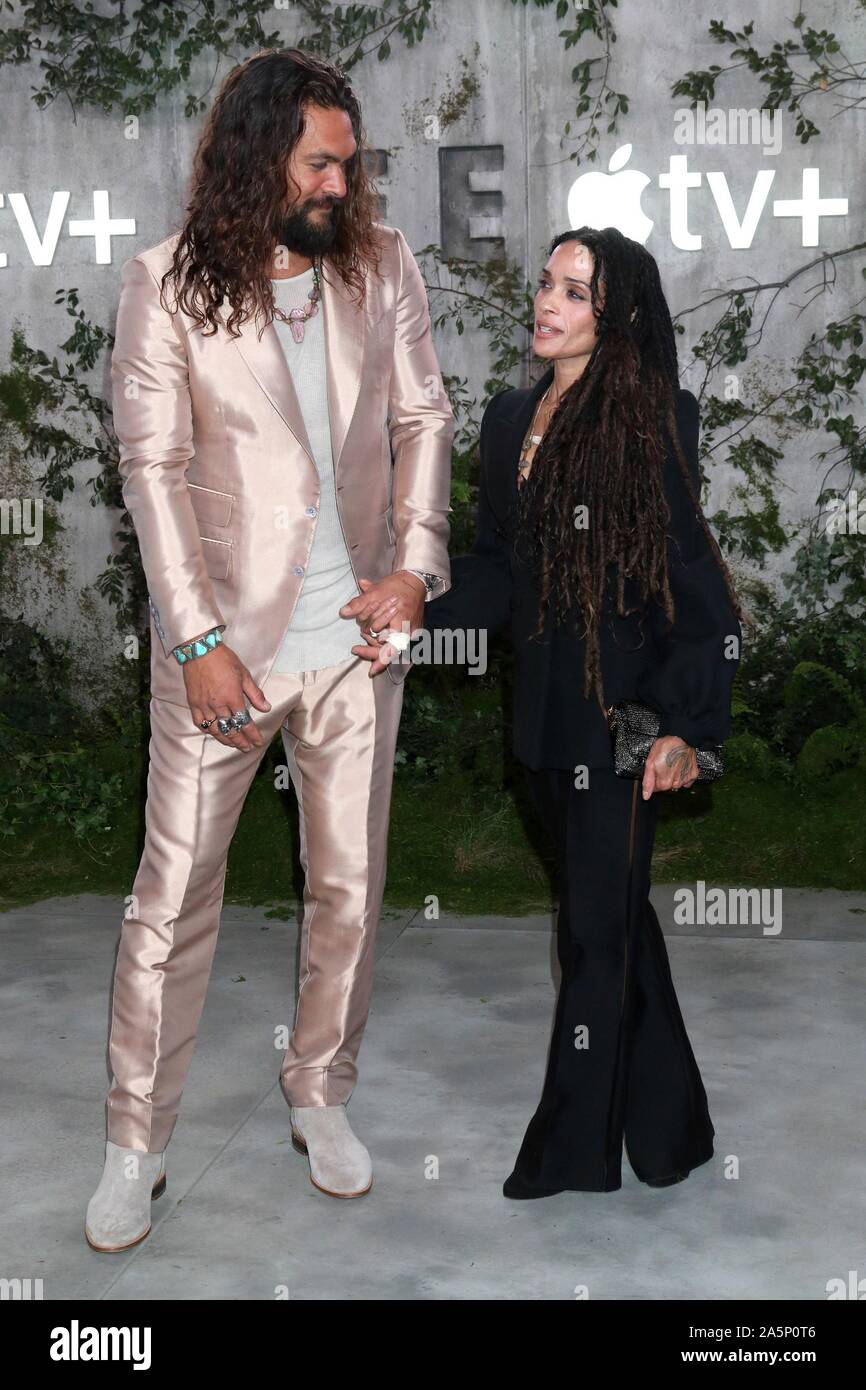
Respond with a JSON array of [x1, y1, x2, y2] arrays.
[[159, 47, 383, 337], [516, 226, 743, 713]]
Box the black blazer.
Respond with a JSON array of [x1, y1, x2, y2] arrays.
[[425, 364, 741, 772]]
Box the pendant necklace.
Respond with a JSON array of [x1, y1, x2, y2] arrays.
[[517, 380, 561, 487], [272, 257, 322, 343]]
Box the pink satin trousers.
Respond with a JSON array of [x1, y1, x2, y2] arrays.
[[105, 654, 404, 1153]]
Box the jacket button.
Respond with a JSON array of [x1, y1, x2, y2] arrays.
[[305, 506, 317, 517], [292, 565, 304, 577]]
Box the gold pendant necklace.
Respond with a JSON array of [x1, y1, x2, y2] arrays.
[[517, 381, 561, 482]]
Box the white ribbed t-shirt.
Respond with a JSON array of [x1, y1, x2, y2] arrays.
[[269, 266, 361, 673]]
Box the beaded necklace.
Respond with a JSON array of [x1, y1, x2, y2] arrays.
[[272, 257, 323, 343]]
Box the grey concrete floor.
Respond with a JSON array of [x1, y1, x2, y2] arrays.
[[1, 886, 864, 1301]]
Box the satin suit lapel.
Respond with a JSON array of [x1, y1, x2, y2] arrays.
[[219, 259, 366, 485]]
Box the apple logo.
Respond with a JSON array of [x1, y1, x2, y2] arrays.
[[566, 144, 654, 244]]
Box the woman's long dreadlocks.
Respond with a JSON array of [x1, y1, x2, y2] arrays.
[[515, 226, 744, 715]]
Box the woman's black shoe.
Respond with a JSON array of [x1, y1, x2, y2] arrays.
[[644, 1170, 689, 1187], [503, 1170, 565, 1200]]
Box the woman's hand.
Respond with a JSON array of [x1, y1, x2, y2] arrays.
[[642, 736, 698, 800]]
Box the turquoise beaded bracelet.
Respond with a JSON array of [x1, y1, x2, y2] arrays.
[[172, 627, 224, 664]]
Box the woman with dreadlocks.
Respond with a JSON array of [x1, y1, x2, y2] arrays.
[[422, 226, 743, 1198]]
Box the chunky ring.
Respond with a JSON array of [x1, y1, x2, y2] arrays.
[[232, 708, 251, 728], [216, 716, 235, 735], [200, 717, 214, 730]]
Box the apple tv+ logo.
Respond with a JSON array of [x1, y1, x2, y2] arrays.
[[566, 143, 848, 250]]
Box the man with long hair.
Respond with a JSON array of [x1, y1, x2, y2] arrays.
[[86, 48, 453, 1249]]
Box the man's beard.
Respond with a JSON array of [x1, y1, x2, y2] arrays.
[[277, 197, 340, 257]]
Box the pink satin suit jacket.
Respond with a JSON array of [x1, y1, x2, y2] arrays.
[[109, 223, 455, 704]]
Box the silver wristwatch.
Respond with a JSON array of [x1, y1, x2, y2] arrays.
[[405, 569, 441, 601]]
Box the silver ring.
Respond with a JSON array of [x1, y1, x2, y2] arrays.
[[216, 716, 234, 735], [368, 627, 381, 640], [232, 708, 251, 728]]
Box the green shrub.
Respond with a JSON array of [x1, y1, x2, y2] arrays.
[[732, 594, 866, 756], [723, 732, 791, 780], [0, 731, 126, 849], [796, 723, 866, 781], [781, 661, 864, 751]]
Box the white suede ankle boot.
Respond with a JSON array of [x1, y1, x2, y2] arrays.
[[290, 1104, 372, 1198], [85, 1140, 167, 1252]]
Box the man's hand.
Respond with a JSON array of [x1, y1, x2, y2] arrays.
[[341, 572, 425, 677], [642, 735, 699, 800], [182, 641, 271, 751]]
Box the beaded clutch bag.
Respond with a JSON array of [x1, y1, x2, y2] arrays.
[[605, 699, 724, 781]]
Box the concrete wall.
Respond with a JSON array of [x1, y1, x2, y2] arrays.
[[1, 0, 864, 657]]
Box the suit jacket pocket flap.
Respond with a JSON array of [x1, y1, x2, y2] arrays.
[[188, 482, 234, 528], [199, 535, 231, 580]]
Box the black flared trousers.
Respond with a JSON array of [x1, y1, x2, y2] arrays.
[[508, 765, 715, 1194]]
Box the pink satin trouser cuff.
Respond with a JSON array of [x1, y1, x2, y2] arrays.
[[105, 654, 404, 1153]]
